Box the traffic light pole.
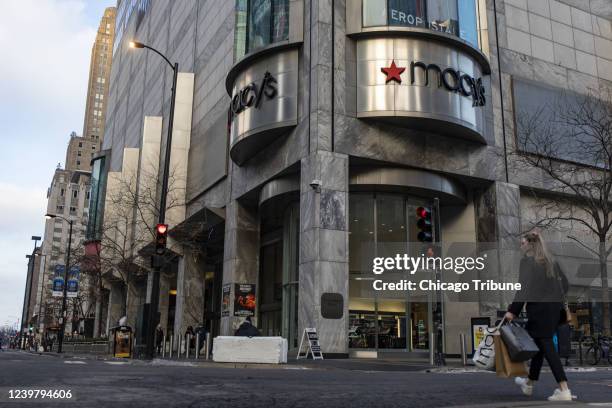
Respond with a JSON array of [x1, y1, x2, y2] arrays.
[[144, 61, 178, 359]]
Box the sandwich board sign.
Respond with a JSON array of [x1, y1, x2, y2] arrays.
[[296, 327, 324, 360]]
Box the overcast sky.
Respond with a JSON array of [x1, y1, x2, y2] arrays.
[[0, 0, 114, 329]]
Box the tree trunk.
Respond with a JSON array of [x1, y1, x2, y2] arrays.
[[93, 285, 102, 338], [600, 241, 610, 336]]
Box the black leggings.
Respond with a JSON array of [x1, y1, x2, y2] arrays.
[[529, 337, 567, 383]]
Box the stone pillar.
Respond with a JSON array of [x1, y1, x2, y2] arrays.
[[126, 280, 144, 330], [220, 200, 260, 335], [173, 252, 204, 346], [158, 272, 171, 333], [105, 282, 124, 335], [474, 182, 521, 320], [299, 151, 349, 356]]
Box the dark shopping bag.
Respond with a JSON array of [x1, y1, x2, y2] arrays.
[[494, 336, 528, 378], [500, 322, 539, 362]]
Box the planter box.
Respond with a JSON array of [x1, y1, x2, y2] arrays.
[[212, 336, 287, 364]]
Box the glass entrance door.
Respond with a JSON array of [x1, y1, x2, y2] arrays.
[[348, 193, 436, 352], [259, 202, 300, 348]]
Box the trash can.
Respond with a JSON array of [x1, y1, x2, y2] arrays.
[[111, 325, 133, 358]]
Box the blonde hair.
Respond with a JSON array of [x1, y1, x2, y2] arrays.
[[524, 232, 555, 278]]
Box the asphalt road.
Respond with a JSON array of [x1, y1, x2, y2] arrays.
[[0, 350, 611, 408]]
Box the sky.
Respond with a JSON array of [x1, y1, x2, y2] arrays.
[[0, 0, 114, 330]]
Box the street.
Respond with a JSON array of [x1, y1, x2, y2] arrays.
[[0, 351, 611, 407]]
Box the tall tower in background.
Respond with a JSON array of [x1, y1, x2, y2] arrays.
[[66, 7, 116, 172]]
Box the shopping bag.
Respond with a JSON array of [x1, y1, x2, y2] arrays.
[[556, 323, 571, 358], [500, 322, 539, 362], [494, 336, 528, 378], [473, 326, 500, 370]]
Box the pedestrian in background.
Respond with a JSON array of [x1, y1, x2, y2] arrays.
[[505, 231, 574, 401], [234, 317, 260, 337], [155, 325, 164, 355]]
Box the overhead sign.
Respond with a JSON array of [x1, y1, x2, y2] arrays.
[[228, 48, 298, 165], [66, 266, 80, 298], [52, 265, 65, 297], [297, 327, 324, 360], [380, 60, 486, 107], [357, 37, 488, 143]]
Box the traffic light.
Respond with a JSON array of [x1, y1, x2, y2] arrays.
[[416, 206, 433, 242], [155, 223, 168, 255]]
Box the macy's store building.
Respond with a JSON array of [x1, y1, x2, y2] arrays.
[[185, 0, 508, 359]]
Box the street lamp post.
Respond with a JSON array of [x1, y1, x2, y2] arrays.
[[20, 236, 40, 349], [45, 213, 73, 353], [129, 40, 178, 358]]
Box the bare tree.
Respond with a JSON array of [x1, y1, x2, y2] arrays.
[[511, 86, 612, 335]]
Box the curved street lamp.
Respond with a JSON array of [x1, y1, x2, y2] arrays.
[[45, 213, 73, 353], [129, 40, 179, 358]]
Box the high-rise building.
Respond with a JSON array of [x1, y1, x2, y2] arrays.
[[32, 7, 117, 339], [89, 0, 612, 358], [81, 7, 116, 149], [65, 131, 99, 172]]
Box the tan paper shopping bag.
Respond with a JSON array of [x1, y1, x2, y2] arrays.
[[494, 335, 528, 378]]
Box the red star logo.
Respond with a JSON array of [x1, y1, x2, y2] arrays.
[[381, 60, 405, 84]]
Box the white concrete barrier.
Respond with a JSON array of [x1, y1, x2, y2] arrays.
[[212, 336, 288, 364]]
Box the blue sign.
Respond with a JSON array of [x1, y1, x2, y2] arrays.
[[52, 265, 65, 297], [66, 266, 80, 298]]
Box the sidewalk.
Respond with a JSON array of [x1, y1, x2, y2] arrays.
[[21, 349, 612, 374]]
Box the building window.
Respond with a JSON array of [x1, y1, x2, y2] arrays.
[[77, 160, 81, 166], [73, 190, 78, 198], [77, 151, 82, 156], [234, 0, 289, 61], [60, 188, 65, 197], [78, 142, 83, 147], [362, 0, 479, 48]]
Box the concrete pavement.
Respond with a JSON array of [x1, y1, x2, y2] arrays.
[[0, 350, 611, 407]]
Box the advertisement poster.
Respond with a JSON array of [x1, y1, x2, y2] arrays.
[[66, 266, 80, 298], [234, 283, 256, 317], [471, 317, 491, 353], [221, 284, 231, 317], [52, 264, 65, 297]]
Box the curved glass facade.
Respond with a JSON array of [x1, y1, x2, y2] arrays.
[[362, 0, 480, 48], [234, 0, 290, 61]]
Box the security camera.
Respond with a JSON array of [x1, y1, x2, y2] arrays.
[[310, 179, 322, 191]]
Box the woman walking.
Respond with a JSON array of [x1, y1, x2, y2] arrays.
[[504, 231, 574, 401]]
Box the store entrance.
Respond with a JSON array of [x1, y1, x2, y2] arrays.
[[348, 193, 436, 352], [259, 202, 300, 350]]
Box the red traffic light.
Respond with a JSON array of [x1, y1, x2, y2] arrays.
[[416, 207, 431, 219], [156, 224, 168, 235]]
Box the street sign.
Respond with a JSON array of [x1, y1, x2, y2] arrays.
[[296, 327, 324, 360], [52, 265, 65, 297], [66, 266, 80, 298]]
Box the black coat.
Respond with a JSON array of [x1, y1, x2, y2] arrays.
[[234, 322, 261, 337], [508, 256, 569, 338]]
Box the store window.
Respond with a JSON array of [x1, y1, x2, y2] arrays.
[[388, 0, 426, 28], [362, 0, 480, 48], [86, 156, 107, 241], [234, 0, 290, 61], [349, 193, 435, 351]]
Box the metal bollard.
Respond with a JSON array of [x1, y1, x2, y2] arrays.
[[205, 332, 211, 360], [186, 334, 191, 359], [162, 335, 166, 358], [195, 333, 200, 359], [169, 335, 174, 359], [429, 332, 435, 365], [459, 333, 467, 366]]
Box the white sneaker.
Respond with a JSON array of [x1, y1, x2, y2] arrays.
[[515, 377, 533, 396], [547, 388, 572, 401]]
